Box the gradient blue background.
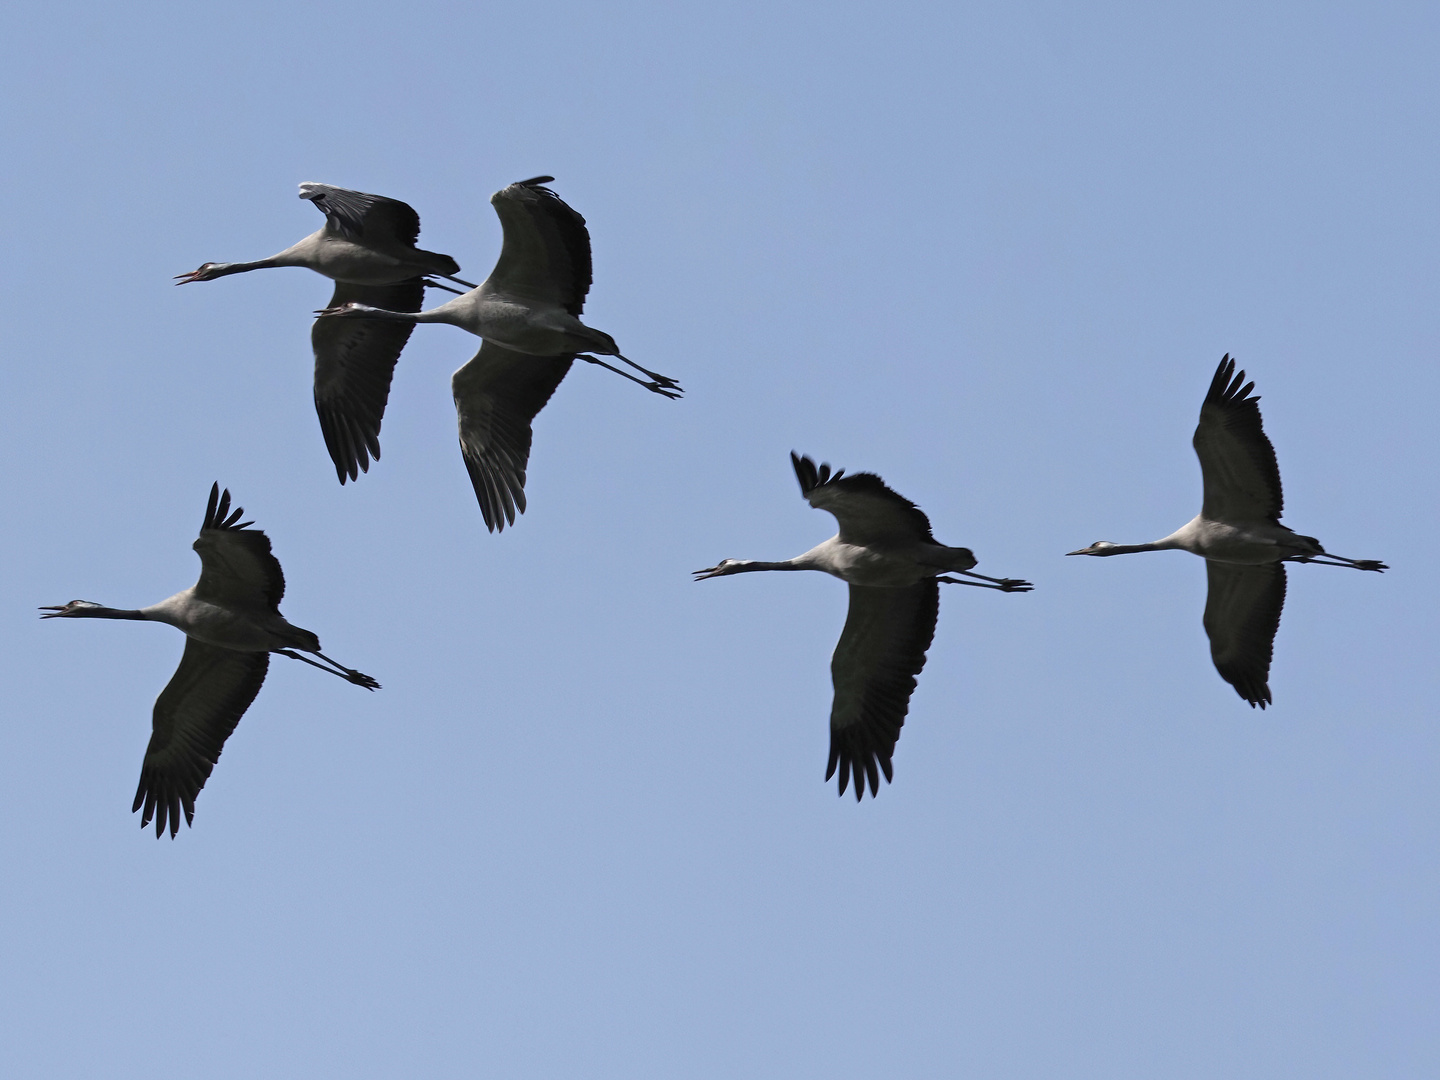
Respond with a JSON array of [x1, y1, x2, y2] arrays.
[[2, 2, 1436, 1076]]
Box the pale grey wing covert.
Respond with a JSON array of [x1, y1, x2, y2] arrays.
[[829, 581, 940, 800]]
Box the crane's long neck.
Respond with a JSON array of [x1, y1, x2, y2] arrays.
[[735, 559, 810, 572], [203, 258, 286, 278], [342, 303, 463, 327], [63, 605, 149, 620], [1104, 542, 1172, 555]]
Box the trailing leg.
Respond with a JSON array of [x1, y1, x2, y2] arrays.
[[276, 649, 381, 690], [1290, 554, 1388, 572], [581, 355, 683, 399], [937, 575, 1033, 592], [953, 568, 1035, 589], [612, 352, 683, 392]]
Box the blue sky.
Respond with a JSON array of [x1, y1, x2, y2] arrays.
[[2, 2, 1436, 1076]]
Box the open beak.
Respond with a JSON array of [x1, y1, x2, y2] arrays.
[[174, 269, 203, 285], [692, 566, 724, 581], [38, 606, 67, 618]]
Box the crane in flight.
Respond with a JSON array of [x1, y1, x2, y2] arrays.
[[317, 176, 682, 532], [176, 183, 471, 484], [694, 453, 1032, 800], [41, 485, 379, 837], [1067, 355, 1387, 707]]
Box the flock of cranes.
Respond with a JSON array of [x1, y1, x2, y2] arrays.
[[42, 178, 1388, 832]]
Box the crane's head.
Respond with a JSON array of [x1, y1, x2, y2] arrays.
[[39, 600, 105, 618], [693, 559, 749, 581], [1066, 542, 1118, 557], [174, 263, 225, 284]]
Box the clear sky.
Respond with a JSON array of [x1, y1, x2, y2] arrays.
[[2, 1, 1436, 1077]]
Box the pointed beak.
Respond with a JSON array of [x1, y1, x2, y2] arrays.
[[1065, 548, 1090, 557], [692, 566, 723, 581], [38, 606, 66, 618]]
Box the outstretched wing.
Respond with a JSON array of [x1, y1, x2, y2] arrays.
[[133, 640, 270, 838], [828, 581, 940, 800], [485, 177, 593, 317], [792, 452, 936, 547], [452, 341, 574, 532], [191, 484, 285, 611], [1194, 354, 1284, 522], [1203, 561, 1286, 708], [299, 183, 421, 246], [312, 278, 425, 482]]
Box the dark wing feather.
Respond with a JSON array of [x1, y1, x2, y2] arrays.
[[302, 184, 421, 246], [1193, 355, 1284, 522], [133, 641, 269, 838], [1203, 561, 1285, 708], [192, 485, 285, 610], [312, 279, 425, 482], [452, 341, 574, 532], [792, 452, 936, 546], [828, 581, 940, 800], [486, 178, 593, 317]]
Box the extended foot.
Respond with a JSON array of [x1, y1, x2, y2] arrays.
[[345, 669, 382, 691], [613, 353, 683, 393], [644, 371, 683, 392]]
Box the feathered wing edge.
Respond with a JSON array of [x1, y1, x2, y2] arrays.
[[827, 581, 941, 801], [489, 176, 594, 318], [133, 642, 270, 838], [1203, 560, 1286, 709], [790, 452, 937, 544], [1195, 353, 1284, 521], [201, 483, 252, 533], [312, 279, 425, 482], [302, 184, 422, 247], [453, 343, 574, 532]]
